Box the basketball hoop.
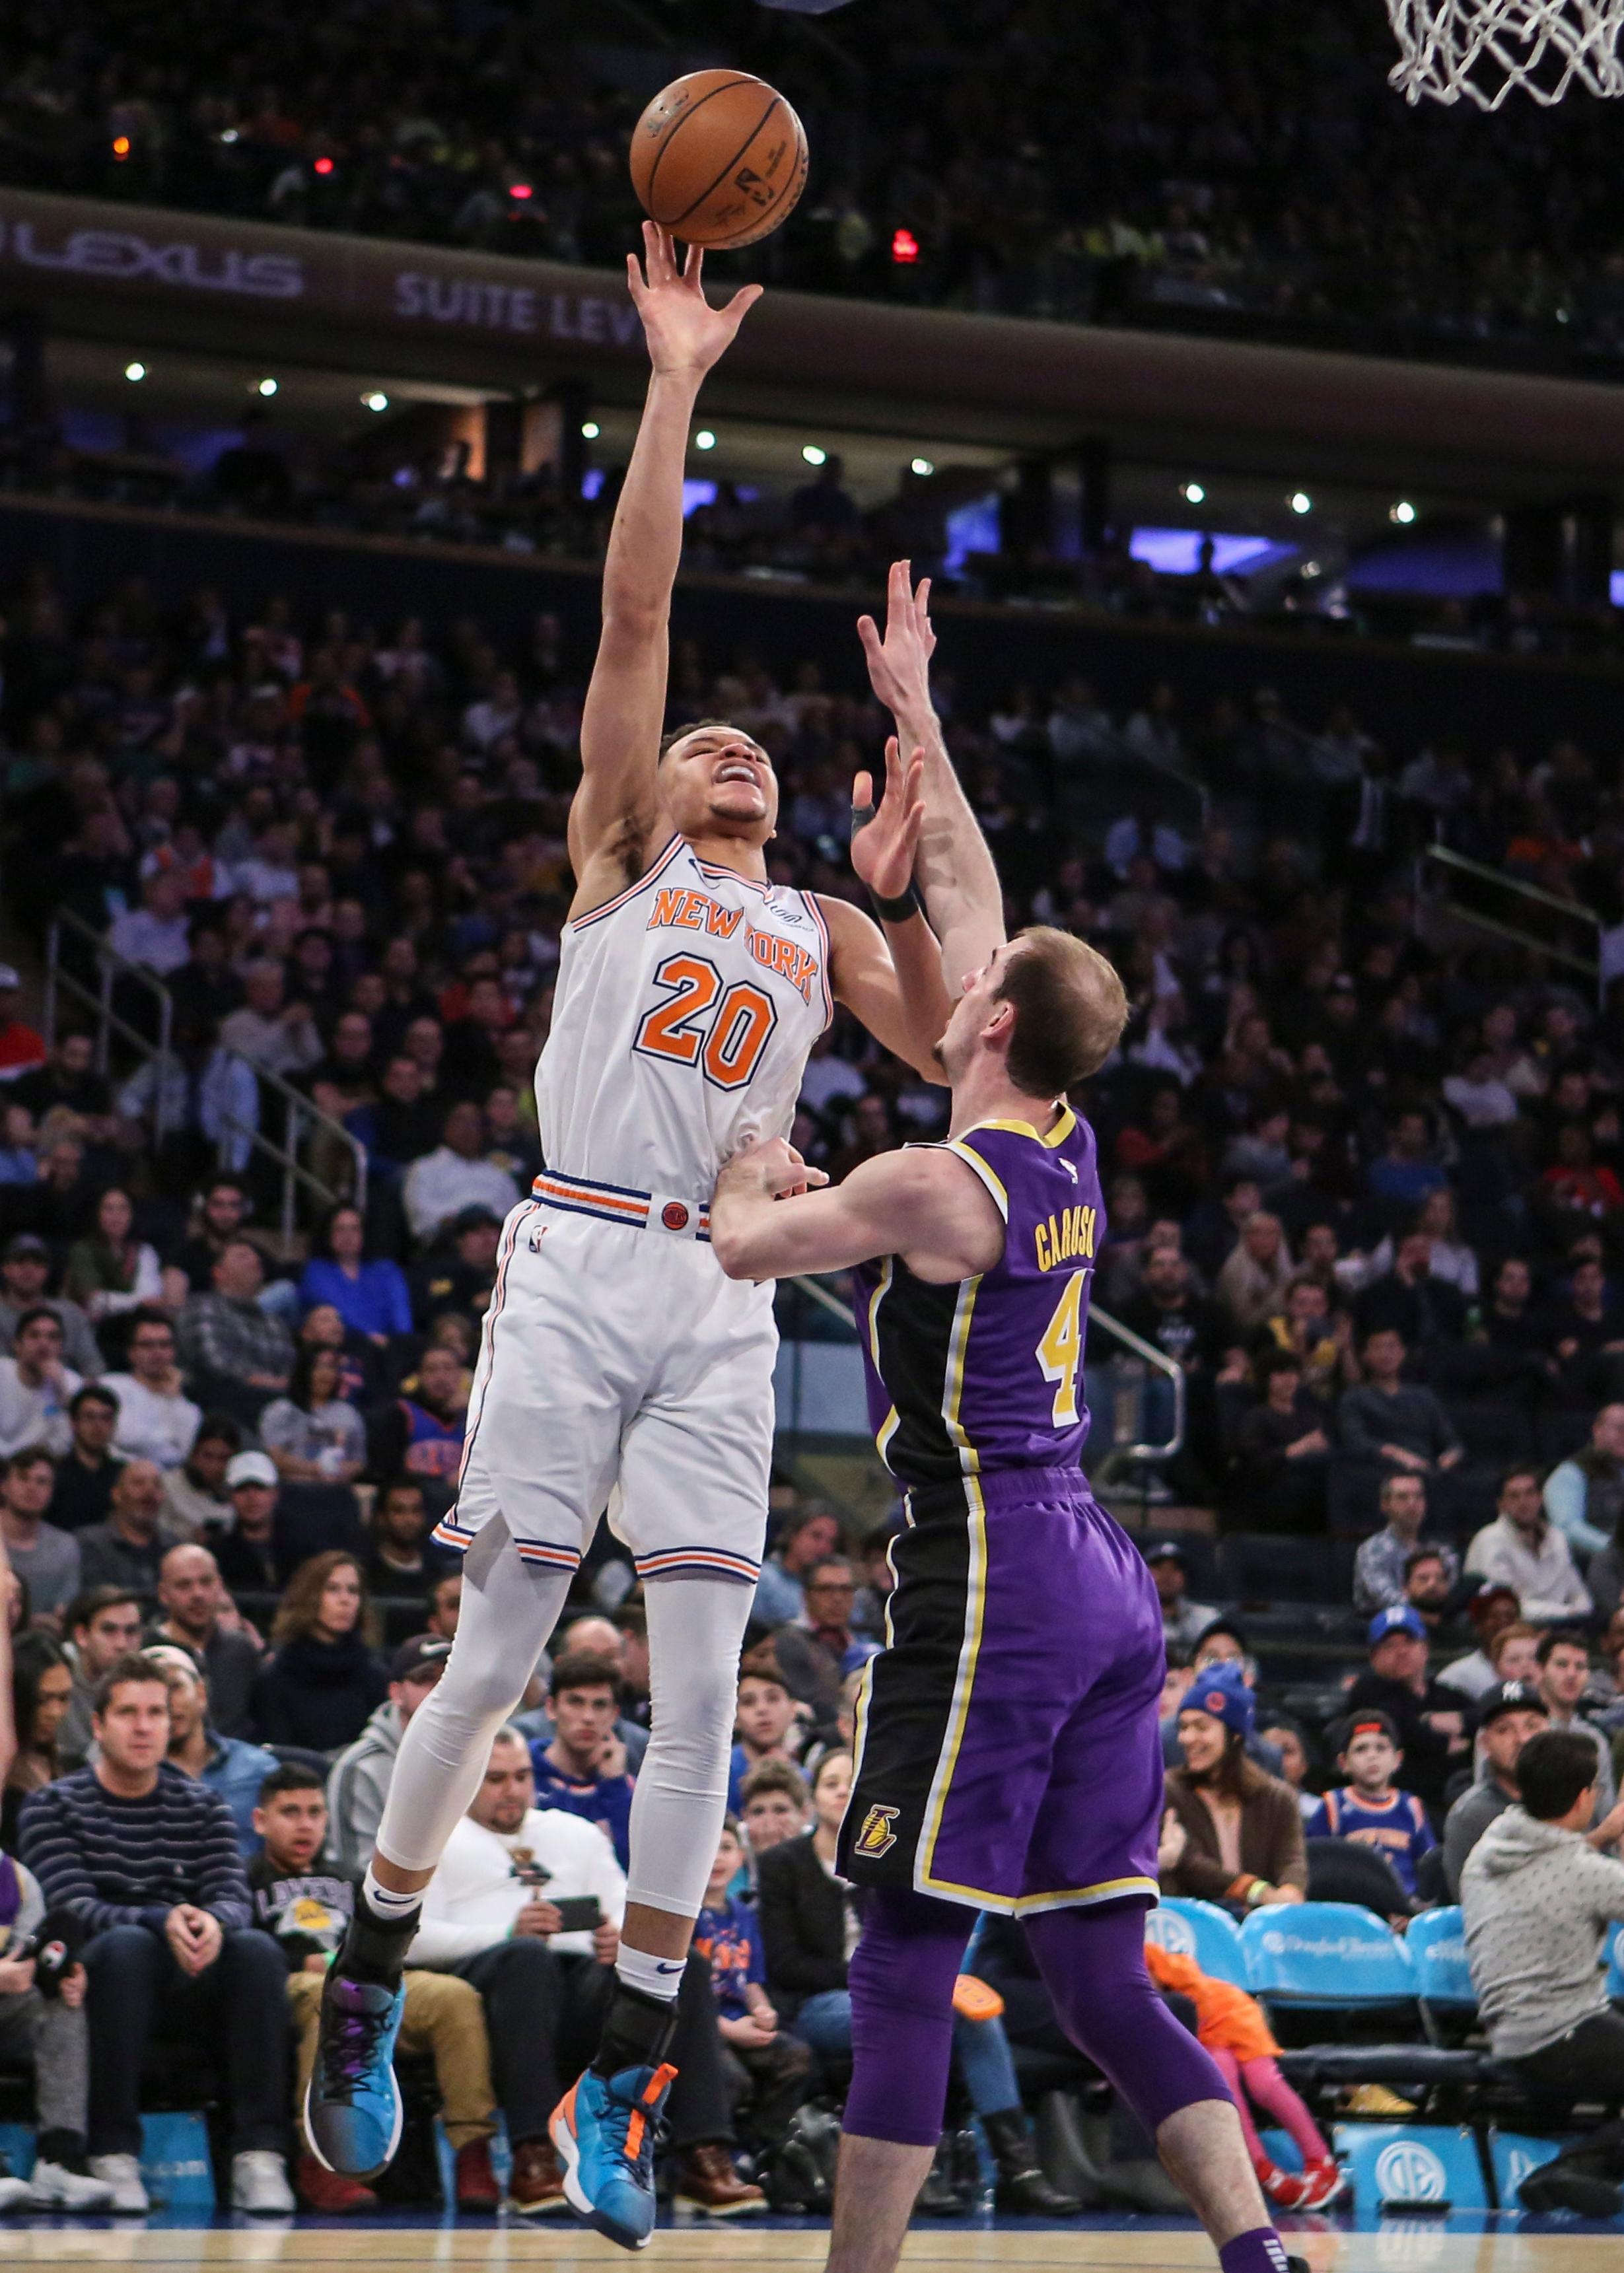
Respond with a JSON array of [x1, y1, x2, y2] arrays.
[[1387, 0, 1624, 106]]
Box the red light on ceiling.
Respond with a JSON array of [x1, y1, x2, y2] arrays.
[[112, 135, 131, 159], [891, 227, 919, 264], [509, 182, 534, 199], [313, 155, 334, 175]]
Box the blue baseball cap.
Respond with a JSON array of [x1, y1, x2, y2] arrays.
[[1183, 1660, 1255, 1741], [1368, 1604, 1427, 1648]]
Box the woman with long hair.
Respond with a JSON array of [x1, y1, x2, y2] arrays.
[[4, 1632, 71, 1846], [62, 1187, 163, 1321], [297, 1204, 411, 1347], [259, 1344, 367, 1484], [1158, 1664, 1307, 1910], [249, 1551, 386, 1753]]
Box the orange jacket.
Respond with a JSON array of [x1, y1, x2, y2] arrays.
[[1144, 1941, 1278, 2061]]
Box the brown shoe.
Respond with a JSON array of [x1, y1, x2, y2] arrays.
[[454, 2138, 501, 2212], [672, 2142, 766, 2216], [507, 2136, 569, 2216], [296, 2151, 377, 2214]]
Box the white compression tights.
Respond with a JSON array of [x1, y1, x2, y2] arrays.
[[374, 1517, 754, 1922]]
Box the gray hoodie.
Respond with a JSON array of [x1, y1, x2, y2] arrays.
[[326, 1700, 404, 1876], [1460, 1805, 1624, 2058]]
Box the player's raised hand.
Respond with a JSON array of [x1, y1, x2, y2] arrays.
[[849, 736, 926, 905], [857, 559, 937, 720], [626, 222, 763, 378]]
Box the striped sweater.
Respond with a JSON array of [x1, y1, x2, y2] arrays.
[[17, 1763, 252, 1936]]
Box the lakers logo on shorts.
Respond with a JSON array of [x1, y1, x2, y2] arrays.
[[855, 1803, 900, 1858]]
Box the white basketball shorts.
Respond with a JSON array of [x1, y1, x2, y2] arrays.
[[433, 1185, 777, 1590]]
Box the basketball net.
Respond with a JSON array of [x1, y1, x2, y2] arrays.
[[1388, 0, 1624, 106]]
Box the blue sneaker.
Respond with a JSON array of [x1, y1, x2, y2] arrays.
[[303, 1970, 406, 2178], [550, 2061, 677, 2251]]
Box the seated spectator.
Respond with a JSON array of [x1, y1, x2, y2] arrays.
[[259, 1346, 366, 1485], [407, 1206, 501, 1333], [728, 1646, 808, 1811], [773, 1556, 857, 1725], [4, 1631, 73, 1846], [1352, 1473, 1461, 1614], [1465, 1464, 1594, 1624], [1543, 1403, 1624, 1564], [250, 1552, 387, 1754], [0, 1310, 83, 1459], [171, 1179, 252, 1296], [1443, 1679, 1549, 1898], [55, 1590, 144, 1770], [1303, 1710, 1437, 1897], [1537, 1631, 1617, 1814], [1158, 1665, 1307, 1909], [1215, 1212, 1294, 1335], [1257, 1715, 1319, 1821], [752, 1505, 841, 1630], [326, 1634, 450, 1875], [1437, 1584, 1523, 1700], [147, 1543, 262, 1737], [176, 1241, 294, 1416], [693, 1817, 816, 2154], [415, 1726, 760, 2214], [1366, 1109, 1449, 1212], [50, 1387, 124, 1535], [425, 1570, 461, 1642], [1353, 1225, 1469, 1347], [61, 1189, 163, 1324], [739, 1760, 810, 1881], [1232, 1351, 1329, 1531], [1402, 1548, 1457, 1638], [1461, 1728, 1624, 2217], [75, 1459, 166, 1597], [529, 1651, 635, 1871], [18, 1650, 295, 2212], [148, 1643, 277, 1860], [159, 1415, 239, 1543], [1347, 1605, 1469, 1821], [1337, 1327, 1464, 1478], [1145, 1541, 1218, 1655], [402, 1102, 519, 1249], [1117, 1243, 1238, 1377], [361, 1477, 451, 1598], [1256, 1275, 1354, 1407], [757, 1749, 1064, 2208], [0, 1448, 81, 1617], [211, 1451, 287, 1593], [0, 1235, 101, 1380], [369, 1344, 468, 1488], [219, 961, 320, 1080], [100, 1310, 200, 1471], [250, 1761, 505, 2218], [850, 1523, 897, 1642], [297, 1205, 411, 1347]]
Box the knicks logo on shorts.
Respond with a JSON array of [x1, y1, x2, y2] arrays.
[[854, 1803, 900, 1858], [661, 1201, 691, 1231]]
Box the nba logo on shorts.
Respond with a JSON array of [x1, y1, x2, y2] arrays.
[[661, 1202, 691, 1231], [855, 1803, 900, 1858]]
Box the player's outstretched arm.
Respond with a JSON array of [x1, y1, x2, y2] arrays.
[[711, 1136, 1003, 1286], [858, 561, 1005, 986], [569, 225, 762, 897], [823, 734, 955, 1082]]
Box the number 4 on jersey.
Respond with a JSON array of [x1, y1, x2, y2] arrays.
[[1037, 1269, 1086, 1426]]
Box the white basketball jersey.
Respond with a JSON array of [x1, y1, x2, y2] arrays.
[[537, 836, 834, 1205]]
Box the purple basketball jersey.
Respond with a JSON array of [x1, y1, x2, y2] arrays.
[[853, 1105, 1104, 1488]]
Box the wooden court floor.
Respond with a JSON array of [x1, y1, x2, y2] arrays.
[[0, 2226, 1613, 2273]]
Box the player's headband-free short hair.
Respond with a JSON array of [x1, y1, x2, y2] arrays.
[[547, 1649, 621, 1698], [995, 927, 1128, 1098]]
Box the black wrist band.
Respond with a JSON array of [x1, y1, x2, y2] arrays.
[[870, 884, 923, 924]]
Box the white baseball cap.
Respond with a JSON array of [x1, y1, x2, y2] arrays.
[[227, 1451, 277, 1490]]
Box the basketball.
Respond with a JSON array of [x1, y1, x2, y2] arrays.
[[629, 69, 808, 250]]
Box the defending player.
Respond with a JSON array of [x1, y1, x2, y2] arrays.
[[304, 223, 1003, 2249], [710, 930, 1302, 2273]]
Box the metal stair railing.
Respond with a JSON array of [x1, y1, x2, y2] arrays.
[[1419, 842, 1603, 1000], [783, 1275, 1184, 1467], [44, 908, 367, 1236]]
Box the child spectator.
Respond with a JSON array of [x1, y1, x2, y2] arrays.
[[1303, 1710, 1437, 1896], [693, 1816, 813, 2150], [729, 1646, 807, 1809], [528, 1651, 635, 1870]]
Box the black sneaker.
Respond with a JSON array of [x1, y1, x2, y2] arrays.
[[1518, 2167, 1624, 2219]]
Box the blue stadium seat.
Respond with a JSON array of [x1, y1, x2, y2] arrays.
[[1605, 1922, 1624, 2002], [1146, 1899, 1249, 1986], [1407, 1907, 1476, 2039], [1241, 1903, 1417, 2010]]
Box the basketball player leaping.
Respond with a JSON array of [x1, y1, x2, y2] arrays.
[[305, 222, 1003, 2248], [710, 934, 1304, 2273]]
